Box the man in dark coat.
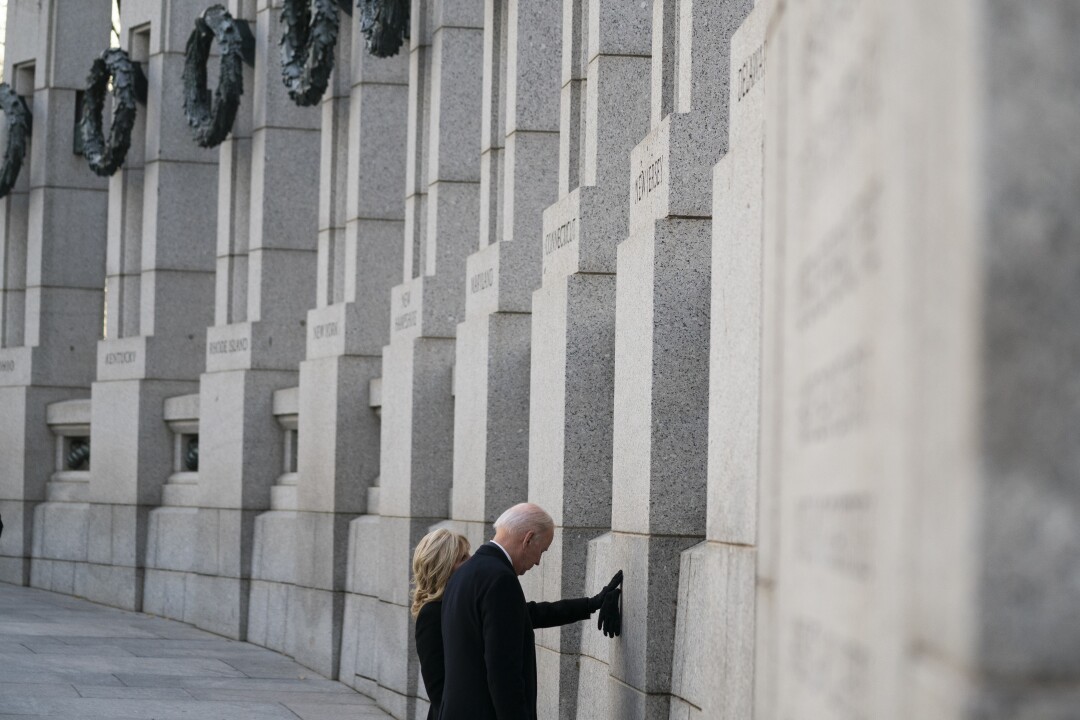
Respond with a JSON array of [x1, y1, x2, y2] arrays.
[[439, 503, 621, 720]]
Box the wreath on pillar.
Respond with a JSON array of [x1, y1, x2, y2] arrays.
[[81, 48, 140, 177], [359, 0, 410, 58], [0, 83, 31, 198], [280, 0, 339, 107], [183, 4, 246, 148]]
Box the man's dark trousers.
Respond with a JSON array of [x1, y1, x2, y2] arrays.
[[439, 543, 590, 720]]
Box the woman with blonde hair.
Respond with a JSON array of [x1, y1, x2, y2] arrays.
[[412, 528, 470, 720]]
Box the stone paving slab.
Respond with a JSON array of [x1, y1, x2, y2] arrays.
[[0, 582, 392, 719]]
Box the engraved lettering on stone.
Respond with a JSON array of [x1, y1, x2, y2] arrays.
[[795, 494, 872, 580], [544, 217, 578, 255], [0, 359, 15, 372], [105, 351, 137, 365], [798, 40, 881, 202], [470, 267, 494, 294], [208, 338, 249, 355], [313, 321, 339, 339], [798, 180, 881, 328], [799, 346, 868, 443], [737, 43, 766, 102], [634, 155, 664, 203], [790, 617, 869, 720], [394, 310, 417, 331]]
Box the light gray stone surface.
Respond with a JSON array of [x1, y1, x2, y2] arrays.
[[450, 0, 561, 542], [0, 0, 112, 586], [0, 581, 392, 718]]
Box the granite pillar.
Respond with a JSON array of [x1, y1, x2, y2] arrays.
[[0, 0, 110, 587], [145, 0, 321, 638], [668, 7, 765, 720], [373, 0, 483, 716], [321, 6, 410, 695], [528, 1, 651, 718], [449, 0, 561, 546]]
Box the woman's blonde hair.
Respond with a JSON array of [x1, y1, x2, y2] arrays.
[[411, 529, 469, 617]]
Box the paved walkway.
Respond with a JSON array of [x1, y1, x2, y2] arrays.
[[0, 582, 392, 719]]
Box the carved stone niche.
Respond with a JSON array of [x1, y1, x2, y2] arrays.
[[162, 394, 200, 507], [270, 387, 299, 511], [45, 399, 93, 503]]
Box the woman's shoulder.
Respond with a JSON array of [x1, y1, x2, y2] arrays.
[[417, 600, 442, 622]]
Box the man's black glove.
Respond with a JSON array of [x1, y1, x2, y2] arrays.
[[588, 570, 623, 611], [588, 570, 623, 637], [598, 587, 621, 637]]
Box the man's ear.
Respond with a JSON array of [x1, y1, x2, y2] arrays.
[[523, 530, 535, 547]]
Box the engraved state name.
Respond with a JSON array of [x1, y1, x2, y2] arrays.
[[634, 154, 663, 203], [737, 42, 766, 102], [105, 351, 137, 365], [543, 217, 577, 256], [312, 321, 338, 339], [470, 268, 493, 294], [208, 338, 248, 355]]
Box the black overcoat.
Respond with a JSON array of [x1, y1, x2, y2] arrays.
[[438, 543, 591, 720]]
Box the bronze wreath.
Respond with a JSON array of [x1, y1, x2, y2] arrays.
[[183, 4, 245, 148], [280, 0, 339, 107], [81, 48, 140, 177], [359, 0, 409, 58], [0, 83, 31, 198]]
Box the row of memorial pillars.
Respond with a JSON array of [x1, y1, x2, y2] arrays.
[[371, 0, 483, 715], [0, 0, 111, 586]]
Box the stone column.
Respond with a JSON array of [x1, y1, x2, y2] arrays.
[[668, 6, 764, 720], [149, 0, 321, 639], [0, 0, 110, 586], [78, 0, 220, 610], [449, 0, 561, 544], [311, 6, 409, 689], [373, 0, 483, 716], [760, 1, 1080, 718], [142, 0, 256, 625], [527, 1, 650, 718], [602, 0, 752, 718]]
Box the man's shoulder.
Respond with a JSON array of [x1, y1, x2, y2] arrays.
[[445, 547, 515, 595]]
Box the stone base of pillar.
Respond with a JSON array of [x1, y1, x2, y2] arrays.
[[668, 540, 756, 720], [0, 499, 34, 585], [608, 532, 700, 720], [574, 533, 615, 720], [143, 506, 199, 620], [0, 385, 82, 586], [246, 509, 299, 655], [180, 507, 259, 639], [29, 501, 147, 610], [339, 514, 381, 695]]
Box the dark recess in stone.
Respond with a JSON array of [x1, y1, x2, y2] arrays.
[[185, 437, 199, 472], [67, 439, 90, 472], [359, 0, 410, 58], [80, 48, 142, 177], [280, 0, 339, 107], [0, 83, 31, 199], [183, 4, 247, 148]]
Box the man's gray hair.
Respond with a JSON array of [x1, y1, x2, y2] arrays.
[[494, 503, 554, 536]]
